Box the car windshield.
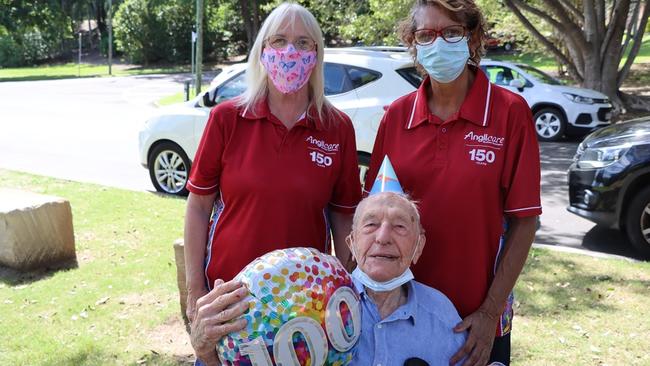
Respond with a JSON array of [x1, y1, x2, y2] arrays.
[[517, 64, 561, 85]]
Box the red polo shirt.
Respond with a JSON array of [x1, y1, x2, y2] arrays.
[[365, 70, 541, 335], [188, 99, 361, 285]]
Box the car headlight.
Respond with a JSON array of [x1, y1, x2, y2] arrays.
[[563, 93, 595, 104], [577, 145, 629, 168]]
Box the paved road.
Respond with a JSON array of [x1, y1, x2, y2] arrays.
[[0, 76, 642, 259], [0, 74, 202, 192]]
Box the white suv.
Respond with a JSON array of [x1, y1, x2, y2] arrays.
[[138, 48, 418, 195], [480, 59, 612, 141]]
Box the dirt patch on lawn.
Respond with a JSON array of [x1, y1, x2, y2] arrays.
[[145, 315, 194, 365]]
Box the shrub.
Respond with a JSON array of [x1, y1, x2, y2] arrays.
[[0, 35, 24, 67]]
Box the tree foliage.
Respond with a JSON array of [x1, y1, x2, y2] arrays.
[[0, 0, 72, 66], [113, 0, 246, 65], [503, 0, 650, 111]]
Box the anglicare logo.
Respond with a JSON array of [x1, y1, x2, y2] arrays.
[[463, 131, 505, 147], [306, 136, 339, 152]]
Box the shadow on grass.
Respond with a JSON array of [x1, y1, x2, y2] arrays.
[[41, 348, 193, 366], [0, 258, 78, 286], [0, 74, 102, 82], [516, 249, 650, 317], [128, 351, 194, 366]]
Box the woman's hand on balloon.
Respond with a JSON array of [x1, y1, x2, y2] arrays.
[[186, 285, 209, 323], [190, 279, 249, 365]]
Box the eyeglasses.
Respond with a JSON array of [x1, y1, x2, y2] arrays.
[[266, 35, 316, 52], [412, 25, 468, 45]]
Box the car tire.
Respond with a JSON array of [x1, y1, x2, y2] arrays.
[[503, 42, 513, 52], [624, 186, 650, 258], [533, 107, 566, 141], [148, 141, 191, 196], [358, 152, 371, 192]]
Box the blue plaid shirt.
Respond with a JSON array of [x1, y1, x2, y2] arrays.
[[351, 278, 467, 366]]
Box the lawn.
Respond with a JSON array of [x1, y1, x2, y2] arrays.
[[0, 63, 192, 82], [0, 169, 649, 365], [157, 86, 209, 107]]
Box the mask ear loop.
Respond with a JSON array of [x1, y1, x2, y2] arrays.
[[345, 234, 357, 262], [410, 234, 423, 265]]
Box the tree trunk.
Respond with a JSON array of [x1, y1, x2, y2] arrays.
[[504, 0, 650, 114], [240, 0, 254, 53]]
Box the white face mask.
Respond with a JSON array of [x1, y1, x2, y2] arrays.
[[351, 238, 420, 292]]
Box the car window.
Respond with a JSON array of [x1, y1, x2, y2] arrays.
[[324, 63, 353, 96], [214, 72, 246, 104], [517, 64, 562, 85], [481, 65, 530, 87], [396, 67, 424, 88], [346, 67, 381, 89]]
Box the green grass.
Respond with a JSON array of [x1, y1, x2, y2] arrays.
[[0, 169, 187, 366], [1, 169, 649, 365], [0, 63, 191, 82], [513, 249, 650, 365], [157, 86, 209, 107]]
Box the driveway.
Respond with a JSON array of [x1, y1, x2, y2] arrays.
[[0, 75, 641, 259]]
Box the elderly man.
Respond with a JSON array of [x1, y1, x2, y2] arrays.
[[189, 158, 471, 366], [346, 190, 467, 366]]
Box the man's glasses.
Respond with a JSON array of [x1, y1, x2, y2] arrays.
[[413, 25, 468, 45], [266, 35, 316, 52]]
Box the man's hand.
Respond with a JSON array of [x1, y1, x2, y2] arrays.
[[190, 279, 249, 365], [449, 308, 498, 366]]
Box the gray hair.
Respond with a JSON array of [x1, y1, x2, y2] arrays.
[[236, 2, 332, 124], [352, 192, 423, 235]]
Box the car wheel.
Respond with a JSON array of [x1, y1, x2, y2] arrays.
[[148, 141, 191, 196], [358, 153, 371, 192], [503, 42, 513, 52], [624, 186, 650, 258], [533, 107, 566, 141]]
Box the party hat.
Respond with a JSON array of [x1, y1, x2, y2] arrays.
[[369, 155, 404, 195]]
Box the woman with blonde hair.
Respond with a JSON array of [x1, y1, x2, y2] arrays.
[[184, 3, 361, 364]]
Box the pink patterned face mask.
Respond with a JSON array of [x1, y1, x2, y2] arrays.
[[261, 44, 317, 94]]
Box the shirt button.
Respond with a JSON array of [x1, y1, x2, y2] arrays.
[[377, 324, 382, 329], [441, 127, 447, 133]]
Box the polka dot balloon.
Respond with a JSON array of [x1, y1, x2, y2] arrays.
[[217, 247, 361, 366]]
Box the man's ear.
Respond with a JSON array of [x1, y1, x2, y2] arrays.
[[412, 230, 426, 265]]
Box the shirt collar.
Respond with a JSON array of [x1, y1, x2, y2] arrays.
[[405, 67, 493, 130], [240, 98, 324, 131], [353, 276, 418, 325]]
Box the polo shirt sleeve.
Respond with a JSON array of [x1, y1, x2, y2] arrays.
[[363, 113, 388, 196], [501, 98, 542, 218], [328, 115, 362, 214], [186, 105, 228, 195]]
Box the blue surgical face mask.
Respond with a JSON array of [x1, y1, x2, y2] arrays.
[[352, 266, 414, 292], [351, 239, 420, 292], [416, 36, 470, 83]]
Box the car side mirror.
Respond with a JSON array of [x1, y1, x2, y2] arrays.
[[509, 79, 525, 90], [202, 90, 217, 107]]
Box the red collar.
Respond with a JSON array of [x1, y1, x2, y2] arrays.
[[405, 68, 493, 129], [240, 98, 324, 131]]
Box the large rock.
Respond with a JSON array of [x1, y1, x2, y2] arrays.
[[0, 188, 76, 270]]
